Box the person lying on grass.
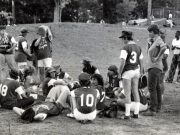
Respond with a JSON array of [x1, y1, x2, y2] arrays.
[[13, 83, 71, 122]]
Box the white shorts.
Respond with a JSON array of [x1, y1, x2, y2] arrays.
[[73, 108, 96, 121], [122, 68, 140, 80], [38, 58, 52, 68]]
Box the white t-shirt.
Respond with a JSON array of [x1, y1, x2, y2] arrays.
[[172, 39, 180, 54]]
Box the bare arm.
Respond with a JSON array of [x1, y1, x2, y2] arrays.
[[118, 58, 126, 78]]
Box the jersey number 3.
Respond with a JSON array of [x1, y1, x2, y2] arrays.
[[0, 84, 8, 96], [130, 51, 137, 63]]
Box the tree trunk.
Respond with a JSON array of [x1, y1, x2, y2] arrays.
[[147, 0, 152, 25], [54, 0, 60, 22], [12, 0, 15, 23]]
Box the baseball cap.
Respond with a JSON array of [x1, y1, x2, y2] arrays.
[[20, 27, 29, 33], [78, 73, 90, 81], [119, 30, 132, 38], [0, 25, 6, 30], [108, 65, 118, 73]]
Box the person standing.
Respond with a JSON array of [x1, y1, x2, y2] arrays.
[[143, 24, 166, 116], [0, 25, 18, 82], [34, 26, 53, 83], [166, 31, 180, 83], [15, 27, 31, 70], [118, 30, 144, 119]]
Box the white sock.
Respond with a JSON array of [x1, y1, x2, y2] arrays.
[[125, 104, 131, 116], [134, 102, 140, 115]]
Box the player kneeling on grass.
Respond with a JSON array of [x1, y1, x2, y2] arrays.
[[118, 30, 144, 120], [68, 73, 100, 123], [0, 70, 35, 110]]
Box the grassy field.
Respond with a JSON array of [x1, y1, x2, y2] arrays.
[[0, 23, 180, 135]]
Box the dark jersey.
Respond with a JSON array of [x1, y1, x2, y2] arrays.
[[36, 37, 52, 60], [0, 34, 13, 54], [108, 75, 120, 88], [121, 43, 142, 73], [42, 77, 54, 96], [15, 36, 28, 62], [72, 87, 99, 114], [0, 79, 20, 108], [91, 85, 105, 110]]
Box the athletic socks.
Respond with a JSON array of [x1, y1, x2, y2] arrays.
[[134, 102, 140, 115], [125, 103, 131, 116]]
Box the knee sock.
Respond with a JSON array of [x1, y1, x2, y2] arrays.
[[134, 102, 140, 115], [125, 103, 131, 116]]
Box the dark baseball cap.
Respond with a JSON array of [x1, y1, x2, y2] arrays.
[[79, 73, 90, 81], [119, 30, 132, 38], [20, 27, 29, 33]]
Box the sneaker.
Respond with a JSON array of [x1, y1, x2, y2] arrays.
[[120, 115, 131, 120], [67, 113, 74, 118], [142, 110, 156, 116], [132, 114, 138, 119]]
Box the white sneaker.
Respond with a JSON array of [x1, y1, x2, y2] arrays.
[[67, 113, 74, 118]]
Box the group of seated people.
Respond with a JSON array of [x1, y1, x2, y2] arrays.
[[0, 57, 149, 124]]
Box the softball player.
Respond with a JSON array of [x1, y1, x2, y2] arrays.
[[118, 30, 144, 119], [68, 73, 100, 123]]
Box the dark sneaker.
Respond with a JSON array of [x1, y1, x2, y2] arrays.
[[142, 110, 156, 116], [120, 115, 131, 120], [132, 114, 138, 119]]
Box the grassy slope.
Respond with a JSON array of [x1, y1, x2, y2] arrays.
[[2, 23, 180, 135]]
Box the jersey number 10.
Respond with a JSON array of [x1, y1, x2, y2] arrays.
[[80, 94, 94, 107]]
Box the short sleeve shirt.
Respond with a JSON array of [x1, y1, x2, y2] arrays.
[[119, 41, 143, 73], [147, 36, 166, 70], [71, 87, 99, 114]]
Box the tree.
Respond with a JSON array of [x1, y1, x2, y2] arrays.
[[54, 0, 71, 22]]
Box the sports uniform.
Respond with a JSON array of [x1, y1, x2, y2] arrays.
[[0, 78, 34, 109], [15, 28, 30, 70], [0, 26, 18, 82], [119, 31, 143, 119], [35, 26, 53, 82], [71, 87, 100, 120], [70, 73, 100, 121]]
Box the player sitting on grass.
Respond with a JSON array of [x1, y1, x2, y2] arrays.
[[105, 65, 120, 98], [90, 74, 106, 112], [67, 73, 100, 124], [0, 70, 35, 110], [42, 67, 67, 96]]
